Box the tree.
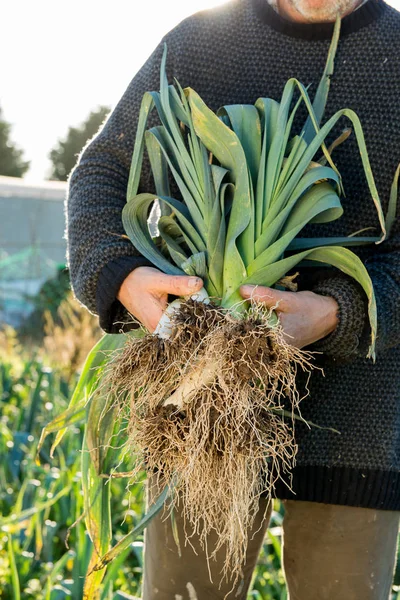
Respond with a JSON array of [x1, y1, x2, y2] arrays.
[[48, 105, 110, 181], [0, 107, 30, 177]]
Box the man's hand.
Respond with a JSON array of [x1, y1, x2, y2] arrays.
[[240, 285, 339, 349], [117, 266, 203, 332]]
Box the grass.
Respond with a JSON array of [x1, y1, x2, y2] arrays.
[[0, 306, 399, 599], [0, 325, 145, 599]]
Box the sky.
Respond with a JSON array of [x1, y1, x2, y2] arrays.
[[2, 0, 399, 181]]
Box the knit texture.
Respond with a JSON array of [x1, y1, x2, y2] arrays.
[[307, 271, 370, 359], [66, 0, 400, 509]]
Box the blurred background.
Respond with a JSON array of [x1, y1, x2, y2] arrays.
[[1, 1, 400, 599]]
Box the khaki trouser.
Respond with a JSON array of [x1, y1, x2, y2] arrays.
[[142, 482, 400, 600]]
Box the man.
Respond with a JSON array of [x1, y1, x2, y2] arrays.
[[67, 0, 400, 597]]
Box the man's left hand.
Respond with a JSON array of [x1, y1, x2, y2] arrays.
[[239, 285, 339, 349]]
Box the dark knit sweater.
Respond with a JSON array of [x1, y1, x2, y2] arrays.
[[66, 0, 400, 509]]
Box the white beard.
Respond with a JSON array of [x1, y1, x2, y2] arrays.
[[276, 0, 366, 22]]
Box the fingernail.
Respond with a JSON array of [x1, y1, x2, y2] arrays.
[[188, 277, 201, 290]]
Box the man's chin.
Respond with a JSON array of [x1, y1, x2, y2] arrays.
[[285, 0, 361, 22]]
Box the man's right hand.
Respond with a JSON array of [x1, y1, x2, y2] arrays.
[[117, 266, 203, 333]]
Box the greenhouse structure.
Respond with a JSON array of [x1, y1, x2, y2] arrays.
[[0, 176, 67, 327]]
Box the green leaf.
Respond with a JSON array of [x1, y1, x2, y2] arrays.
[[255, 98, 280, 237], [122, 193, 205, 276], [46, 551, 76, 600], [168, 84, 190, 126], [175, 78, 215, 224], [37, 334, 129, 459], [248, 182, 343, 274], [256, 166, 341, 255], [146, 127, 205, 234], [82, 430, 112, 599], [207, 182, 232, 298], [159, 47, 204, 206], [281, 181, 343, 229], [218, 104, 261, 188], [273, 134, 308, 200], [145, 127, 170, 199], [269, 89, 304, 210], [158, 215, 190, 268], [279, 101, 387, 240], [302, 16, 341, 143], [127, 91, 159, 201], [85, 383, 118, 477], [186, 87, 253, 299], [0, 486, 71, 527], [181, 252, 208, 279], [7, 537, 20, 600], [287, 235, 379, 251], [90, 485, 170, 573], [386, 162, 400, 238]]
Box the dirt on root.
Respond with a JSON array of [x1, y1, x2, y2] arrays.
[[101, 299, 314, 583]]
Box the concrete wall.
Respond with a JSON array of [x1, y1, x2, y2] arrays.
[[0, 176, 67, 265]]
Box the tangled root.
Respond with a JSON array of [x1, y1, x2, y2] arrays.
[[103, 300, 314, 580]]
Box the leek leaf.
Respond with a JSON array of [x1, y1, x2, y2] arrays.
[[158, 216, 189, 268], [256, 167, 341, 254], [187, 88, 253, 297], [302, 16, 341, 143], [146, 128, 205, 236], [255, 98, 280, 237], [122, 193, 205, 276], [248, 183, 343, 274], [287, 236, 380, 251], [218, 104, 261, 188]]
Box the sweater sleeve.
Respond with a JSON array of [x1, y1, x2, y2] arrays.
[[308, 227, 400, 361], [66, 40, 173, 332]]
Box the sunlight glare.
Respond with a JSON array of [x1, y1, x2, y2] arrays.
[[1, 0, 398, 180]]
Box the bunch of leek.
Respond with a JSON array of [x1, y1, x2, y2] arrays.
[[101, 18, 400, 577]]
